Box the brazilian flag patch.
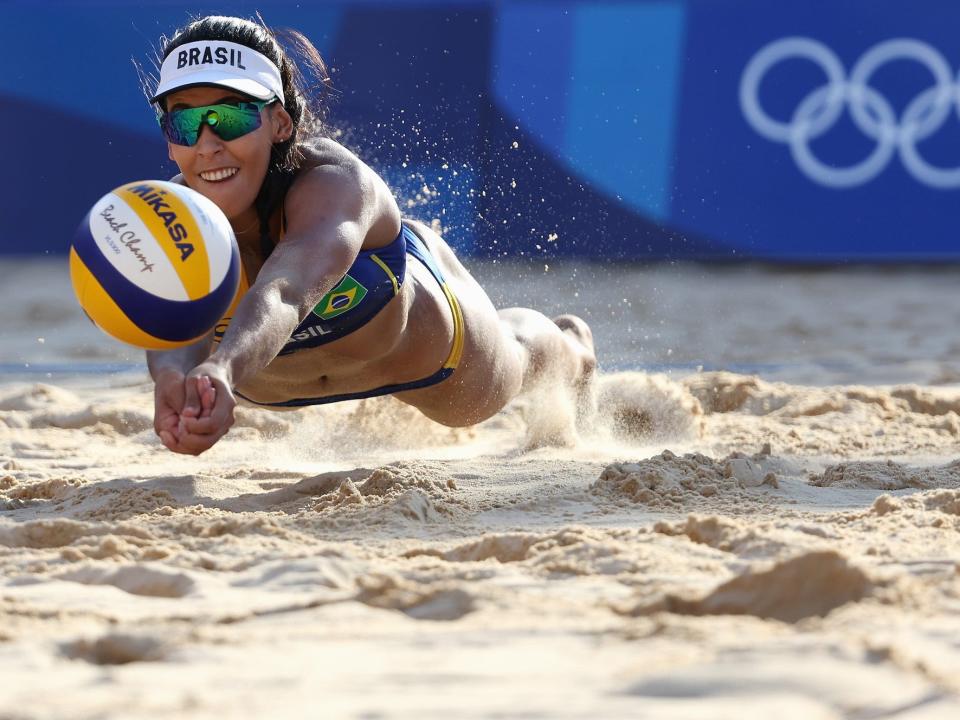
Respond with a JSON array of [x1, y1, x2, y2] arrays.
[[312, 274, 368, 319]]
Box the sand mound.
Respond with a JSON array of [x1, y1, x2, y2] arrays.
[[29, 404, 153, 435], [5, 476, 82, 502], [0, 385, 153, 435], [592, 449, 778, 510], [684, 371, 878, 417], [685, 372, 960, 423], [628, 550, 873, 623], [80, 487, 181, 521], [61, 632, 171, 665], [684, 372, 774, 414], [355, 574, 475, 620], [679, 372, 960, 458], [914, 489, 960, 516], [406, 526, 658, 579], [167, 511, 293, 542], [59, 533, 167, 563], [406, 533, 543, 563], [868, 489, 960, 519], [0, 383, 80, 412], [307, 461, 460, 523], [0, 518, 152, 550], [56, 564, 196, 598], [354, 461, 455, 497], [653, 514, 757, 553], [891, 386, 960, 416], [811, 461, 960, 490]]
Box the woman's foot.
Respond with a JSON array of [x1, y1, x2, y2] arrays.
[[552, 314, 597, 426]]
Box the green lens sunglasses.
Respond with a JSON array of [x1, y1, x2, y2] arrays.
[[159, 99, 275, 146]]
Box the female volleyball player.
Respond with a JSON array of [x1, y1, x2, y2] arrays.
[[146, 16, 595, 455]]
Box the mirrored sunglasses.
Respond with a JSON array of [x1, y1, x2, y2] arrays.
[[159, 99, 275, 146]]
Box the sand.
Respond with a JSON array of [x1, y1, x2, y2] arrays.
[[1, 260, 959, 718]]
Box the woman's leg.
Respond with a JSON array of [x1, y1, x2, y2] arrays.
[[394, 221, 596, 439], [497, 308, 595, 400], [496, 309, 596, 444]]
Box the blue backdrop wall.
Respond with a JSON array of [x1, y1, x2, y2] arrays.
[[3, 0, 959, 260]]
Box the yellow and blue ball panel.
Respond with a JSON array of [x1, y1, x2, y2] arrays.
[[70, 182, 240, 349]]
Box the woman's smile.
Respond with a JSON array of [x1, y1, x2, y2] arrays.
[[199, 167, 240, 183]]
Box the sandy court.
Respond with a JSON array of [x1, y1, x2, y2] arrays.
[[1, 258, 959, 719]]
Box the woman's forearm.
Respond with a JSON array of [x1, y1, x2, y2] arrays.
[[206, 280, 304, 388], [147, 335, 214, 380]]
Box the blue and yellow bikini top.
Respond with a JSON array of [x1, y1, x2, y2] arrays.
[[213, 220, 407, 355]]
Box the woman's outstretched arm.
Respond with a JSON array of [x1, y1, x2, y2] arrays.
[[169, 163, 371, 454]]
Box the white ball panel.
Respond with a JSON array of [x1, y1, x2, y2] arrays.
[[87, 193, 187, 302]]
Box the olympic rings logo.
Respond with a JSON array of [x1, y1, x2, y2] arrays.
[[740, 37, 960, 189]]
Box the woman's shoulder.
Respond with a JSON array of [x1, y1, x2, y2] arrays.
[[298, 137, 366, 172], [292, 140, 370, 189], [289, 142, 368, 207], [287, 140, 401, 242], [290, 140, 394, 212]]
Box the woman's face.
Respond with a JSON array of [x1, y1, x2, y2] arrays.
[[163, 85, 291, 222]]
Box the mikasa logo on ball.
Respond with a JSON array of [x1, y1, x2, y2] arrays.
[[126, 184, 195, 260]]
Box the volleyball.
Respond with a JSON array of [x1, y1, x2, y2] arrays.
[[69, 180, 240, 350]]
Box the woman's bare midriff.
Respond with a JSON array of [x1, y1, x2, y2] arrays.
[[234, 254, 455, 406]]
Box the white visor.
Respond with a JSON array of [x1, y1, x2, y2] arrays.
[[152, 40, 284, 105]]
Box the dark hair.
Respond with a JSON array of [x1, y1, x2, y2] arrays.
[[142, 15, 332, 255]]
